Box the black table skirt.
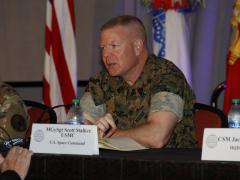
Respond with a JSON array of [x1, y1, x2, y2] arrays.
[[26, 148, 240, 180]]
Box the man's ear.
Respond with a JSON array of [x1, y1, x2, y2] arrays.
[[133, 39, 143, 56]]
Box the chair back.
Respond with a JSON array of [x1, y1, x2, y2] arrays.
[[211, 81, 226, 108], [194, 103, 228, 148], [24, 100, 57, 138]]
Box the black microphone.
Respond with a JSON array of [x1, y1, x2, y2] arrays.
[[0, 127, 30, 155], [1, 138, 29, 151]]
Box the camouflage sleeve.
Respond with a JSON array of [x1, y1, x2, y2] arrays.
[[150, 91, 184, 122], [0, 83, 28, 116], [80, 92, 106, 122], [151, 59, 189, 100], [0, 83, 29, 140]]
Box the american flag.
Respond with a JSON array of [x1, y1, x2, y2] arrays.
[[43, 0, 77, 123]]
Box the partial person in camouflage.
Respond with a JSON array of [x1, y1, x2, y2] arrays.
[[80, 15, 196, 148], [0, 81, 29, 143]]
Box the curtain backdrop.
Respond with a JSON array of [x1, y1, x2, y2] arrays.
[[0, 0, 235, 108]]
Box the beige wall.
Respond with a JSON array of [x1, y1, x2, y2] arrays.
[[0, 0, 150, 81]]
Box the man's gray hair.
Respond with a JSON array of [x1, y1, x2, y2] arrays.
[[100, 15, 147, 42]]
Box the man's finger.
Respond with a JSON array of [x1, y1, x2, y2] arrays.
[[98, 118, 110, 130], [104, 113, 116, 129], [98, 128, 105, 139], [84, 119, 93, 125], [104, 127, 117, 138], [97, 120, 108, 132], [95, 113, 117, 138]]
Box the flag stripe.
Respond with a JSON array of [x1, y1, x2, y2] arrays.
[[45, 26, 51, 54], [43, 77, 51, 106], [54, 0, 77, 95], [51, 4, 75, 104], [67, 0, 76, 32], [43, 0, 77, 123]]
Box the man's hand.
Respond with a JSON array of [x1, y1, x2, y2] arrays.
[[96, 113, 117, 138], [1, 147, 33, 180]]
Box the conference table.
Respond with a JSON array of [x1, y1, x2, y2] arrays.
[[26, 148, 240, 180]]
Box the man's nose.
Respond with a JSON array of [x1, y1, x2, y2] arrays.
[[102, 48, 111, 59]]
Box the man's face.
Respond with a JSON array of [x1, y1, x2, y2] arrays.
[[100, 26, 139, 78]]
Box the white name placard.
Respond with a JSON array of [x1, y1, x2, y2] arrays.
[[29, 124, 99, 155], [202, 128, 240, 161]]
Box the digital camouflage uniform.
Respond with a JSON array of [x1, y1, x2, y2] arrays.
[[81, 55, 196, 148], [0, 82, 29, 143]]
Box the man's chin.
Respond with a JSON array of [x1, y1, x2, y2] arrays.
[[107, 70, 119, 77], [108, 73, 118, 77]]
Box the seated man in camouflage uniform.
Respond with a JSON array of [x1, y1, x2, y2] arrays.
[[80, 15, 196, 148], [0, 81, 29, 143]]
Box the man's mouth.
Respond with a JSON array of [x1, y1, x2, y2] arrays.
[[107, 63, 117, 68]]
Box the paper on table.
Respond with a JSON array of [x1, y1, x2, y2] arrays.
[[98, 137, 147, 151]]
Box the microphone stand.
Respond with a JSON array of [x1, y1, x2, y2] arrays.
[[36, 104, 71, 123]]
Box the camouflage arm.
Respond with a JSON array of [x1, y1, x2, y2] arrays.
[[150, 91, 184, 122], [80, 92, 106, 121], [0, 83, 29, 140]]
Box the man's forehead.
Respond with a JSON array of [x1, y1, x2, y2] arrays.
[[101, 25, 129, 35], [100, 26, 134, 41]]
